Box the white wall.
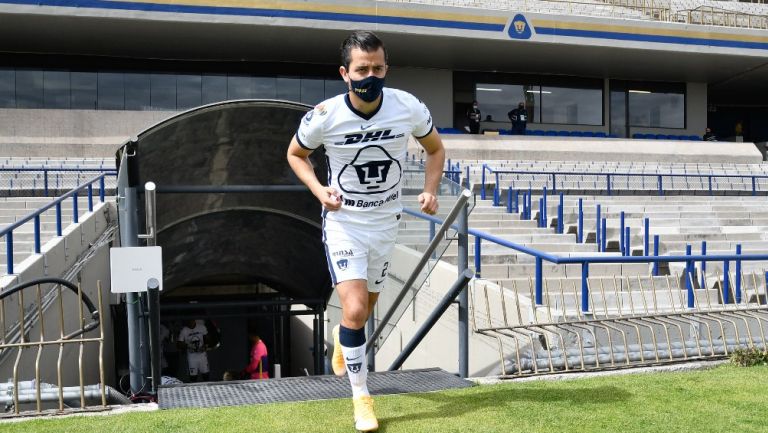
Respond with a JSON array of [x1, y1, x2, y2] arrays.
[[386, 67, 453, 129]]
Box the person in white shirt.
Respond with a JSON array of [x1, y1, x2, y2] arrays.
[[287, 30, 445, 432], [177, 319, 210, 382]]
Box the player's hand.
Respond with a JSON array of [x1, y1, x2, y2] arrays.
[[418, 192, 438, 216], [318, 187, 343, 211]]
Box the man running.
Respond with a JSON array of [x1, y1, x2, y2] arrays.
[[286, 30, 445, 432]]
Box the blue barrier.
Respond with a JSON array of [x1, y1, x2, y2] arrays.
[[480, 165, 768, 197], [577, 198, 583, 243]]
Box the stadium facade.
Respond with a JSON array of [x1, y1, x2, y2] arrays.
[[1, 0, 767, 153]]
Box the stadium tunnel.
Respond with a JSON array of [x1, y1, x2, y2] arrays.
[[114, 100, 332, 381]]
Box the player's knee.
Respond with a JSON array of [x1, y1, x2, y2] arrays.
[[343, 304, 368, 328]]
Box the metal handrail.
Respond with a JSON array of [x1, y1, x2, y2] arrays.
[[1, 173, 109, 275], [365, 189, 472, 353]]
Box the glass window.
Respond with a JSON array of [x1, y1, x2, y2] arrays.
[[71, 72, 97, 109], [202, 74, 227, 105], [253, 77, 276, 99], [43, 70, 70, 109], [277, 77, 300, 102], [177, 74, 202, 110], [300, 79, 325, 105], [16, 70, 44, 108], [325, 79, 347, 99], [227, 76, 253, 99], [475, 83, 538, 124], [124, 73, 151, 110], [151, 74, 176, 111], [629, 87, 685, 129], [98, 72, 124, 110], [541, 86, 602, 125], [0, 69, 14, 108]]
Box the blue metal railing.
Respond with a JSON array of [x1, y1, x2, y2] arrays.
[[481, 164, 768, 197], [1, 173, 110, 275], [403, 207, 768, 315], [0, 168, 116, 197]]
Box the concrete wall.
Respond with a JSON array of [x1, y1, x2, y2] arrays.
[[387, 67, 453, 129], [0, 109, 177, 157]]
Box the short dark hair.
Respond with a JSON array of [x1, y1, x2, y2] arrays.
[[340, 31, 387, 70]]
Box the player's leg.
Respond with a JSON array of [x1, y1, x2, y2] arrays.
[[199, 354, 210, 382], [336, 279, 377, 432]]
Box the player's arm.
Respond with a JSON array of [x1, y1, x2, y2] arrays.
[[287, 136, 342, 211], [416, 129, 445, 215]]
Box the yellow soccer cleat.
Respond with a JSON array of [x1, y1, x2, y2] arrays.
[[331, 324, 346, 376], [353, 395, 379, 432]]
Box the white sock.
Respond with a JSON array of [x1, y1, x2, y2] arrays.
[[340, 343, 369, 398]]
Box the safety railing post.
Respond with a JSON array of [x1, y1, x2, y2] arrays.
[[87, 183, 93, 212], [686, 244, 694, 308], [535, 257, 543, 305], [34, 215, 41, 254], [557, 193, 564, 234], [539, 198, 544, 228], [644, 217, 650, 256], [723, 260, 731, 304], [429, 221, 436, 259], [480, 164, 487, 200], [73, 193, 79, 224], [625, 226, 631, 256], [55, 202, 62, 236], [6, 231, 13, 275], [653, 235, 660, 276], [752, 176, 756, 196], [512, 188, 519, 213], [465, 165, 470, 190], [701, 241, 707, 289], [542, 187, 548, 227], [44, 170, 49, 197], [493, 172, 500, 206], [601, 217, 607, 252], [551, 173, 556, 192], [506, 188, 512, 213], [474, 237, 481, 278], [581, 262, 589, 313], [735, 244, 742, 303], [708, 175, 712, 195], [577, 198, 583, 243], [99, 175, 106, 202], [620, 211, 625, 254], [595, 204, 601, 252], [606, 174, 612, 196]]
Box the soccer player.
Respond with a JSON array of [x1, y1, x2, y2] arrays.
[[177, 319, 210, 382], [286, 30, 445, 432]]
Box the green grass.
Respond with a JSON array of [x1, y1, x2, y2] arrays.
[[5, 365, 767, 433]]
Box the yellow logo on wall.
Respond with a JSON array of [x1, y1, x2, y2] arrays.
[[514, 20, 526, 34]]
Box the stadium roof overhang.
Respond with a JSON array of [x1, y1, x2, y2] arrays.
[[114, 100, 333, 302], [0, 12, 766, 104]]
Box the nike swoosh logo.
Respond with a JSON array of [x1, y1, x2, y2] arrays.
[[345, 357, 359, 362], [361, 124, 374, 130], [374, 278, 385, 285]]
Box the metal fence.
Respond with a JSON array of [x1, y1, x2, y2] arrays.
[[0, 278, 112, 415], [0, 168, 117, 197]]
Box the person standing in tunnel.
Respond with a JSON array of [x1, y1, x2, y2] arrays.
[[286, 30, 445, 432]]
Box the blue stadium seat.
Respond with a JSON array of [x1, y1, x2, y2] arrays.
[[689, 135, 702, 141], [654, 134, 667, 140], [531, 130, 546, 136], [582, 131, 596, 137], [632, 133, 644, 139], [557, 130, 570, 136], [544, 130, 558, 136], [607, 134, 619, 138], [568, 131, 582, 137]]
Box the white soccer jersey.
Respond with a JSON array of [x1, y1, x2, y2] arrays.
[[296, 88, 433, 229], [178, 322, 207, 354]]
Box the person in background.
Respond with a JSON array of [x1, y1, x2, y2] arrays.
[[703, 127, 717, 141], [177, 319, 210, 382], [508, 102, 528, 135], [244, 331, 269, 379], [466, 100, 481, 134]]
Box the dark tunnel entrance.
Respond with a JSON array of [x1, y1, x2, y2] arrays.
[[114, 100, 333, 383]]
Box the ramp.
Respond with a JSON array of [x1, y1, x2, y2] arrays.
[[158, 368, 472, 409]]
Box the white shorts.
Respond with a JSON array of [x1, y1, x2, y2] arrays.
[[323, 218, 399, 293], [187, 352, 209, 376]]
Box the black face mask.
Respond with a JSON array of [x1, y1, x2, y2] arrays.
[[349, 75, 385, 103]]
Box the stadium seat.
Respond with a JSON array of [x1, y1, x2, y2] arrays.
[[557, 130, 570, 136], [544, 130, 558, 136], [594, 132, 607, 138], [531, 130, 546, 136]]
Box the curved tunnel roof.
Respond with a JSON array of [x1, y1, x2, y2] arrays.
[[116, 100, 332, 302]]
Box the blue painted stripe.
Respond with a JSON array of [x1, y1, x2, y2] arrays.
[[0, 0, 505, 32], [536, 27, 768, 51]]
